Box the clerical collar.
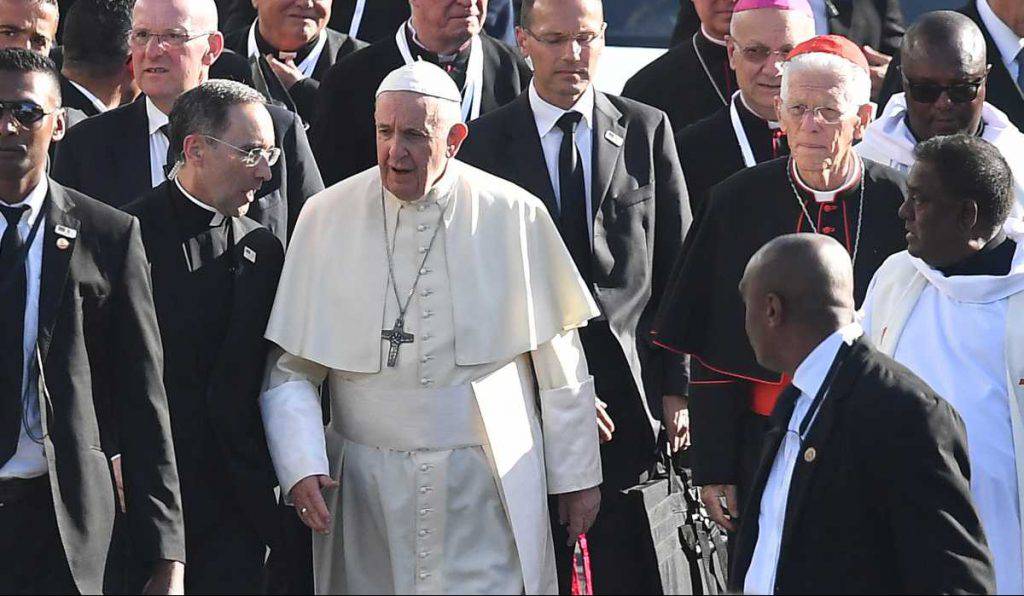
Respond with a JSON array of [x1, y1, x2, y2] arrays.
[[174, 177, 226, 229], [699, 24, 727, 47], [252, 19, 320, 64], [405, 19, 472, 66], [790, 156, 862, 203], [528, 80, 596, 137], [937, 232, 1017, 277], [738, 92, 779, 129]]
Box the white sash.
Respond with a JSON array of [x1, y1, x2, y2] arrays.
[[247, 21, 329, 79], [729, 90, 758, 168], [348, 0, 366, 39], [395, 22, 484, 122]]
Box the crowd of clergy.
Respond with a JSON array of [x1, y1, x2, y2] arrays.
[[3, 0, 1024, 594]]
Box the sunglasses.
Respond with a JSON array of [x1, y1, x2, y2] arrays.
[[0, 100, 53, 127], [902, 76, 985, 104]]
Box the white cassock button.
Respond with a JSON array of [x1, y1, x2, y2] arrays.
[[420, 268, 427, 275], [420, 486, 431, 494], [420, 378, 430, 386], [420, 289, 433, 297], [418, 205, 426, 212], [419, 552, 429, 559], [419, 530, 428, 537], [420, 464, 430, 472], [423, 334, 432, 341], [417, 224, 427, 231], [423, 311, 433, 319], [419, 572, 429, 579], [418, 247, 428, 254]]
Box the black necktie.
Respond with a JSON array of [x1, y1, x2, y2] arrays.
[[0, 203, 28, 466], [555, 112, 591, 285]]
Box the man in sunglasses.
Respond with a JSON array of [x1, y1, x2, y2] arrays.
[[122, 79, 284, 594], [858, 10, 1024, 212], [0, 48, 185, 594]]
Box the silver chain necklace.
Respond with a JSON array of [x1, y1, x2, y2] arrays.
[[378, 187, 448, 367], [692, 33, 728, 106], [786, 157, 865, 267]]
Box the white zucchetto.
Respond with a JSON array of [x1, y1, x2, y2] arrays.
[[375, 61, 462, 103]]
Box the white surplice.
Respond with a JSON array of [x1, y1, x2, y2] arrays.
[[260, 161, 603, 594], [862, 219, 1024, 594]]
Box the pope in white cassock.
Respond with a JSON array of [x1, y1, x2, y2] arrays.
[[259, 61, 604, 595]]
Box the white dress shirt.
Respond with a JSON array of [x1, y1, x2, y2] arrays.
[[66, 79, 109, 114], [529, 81, 595, 240], [743, 322, 864, 595], [0, 178, 50, 480], [146, 97, 170, 188], [978, 0, 1024, 81]]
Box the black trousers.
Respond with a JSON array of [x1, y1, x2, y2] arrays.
[[551, 322, 660, 594], [0, 477, 78, 595]]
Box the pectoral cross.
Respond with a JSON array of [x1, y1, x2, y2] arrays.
[[381, 317, 415, 367]]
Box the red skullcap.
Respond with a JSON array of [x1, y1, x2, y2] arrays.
[[786, 35, 869, 72]]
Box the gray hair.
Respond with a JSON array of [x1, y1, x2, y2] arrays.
[[780, 52, 871, 113], [167, 79, 266, 167]]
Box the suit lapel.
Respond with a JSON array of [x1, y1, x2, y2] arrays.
[[591, 92, 626, 219], [36, 184, 80, 363], [779, 339, 867, 550], [505, 93, 559, 216], [122, 98, 153, 200], [313, 31, 341, 81]]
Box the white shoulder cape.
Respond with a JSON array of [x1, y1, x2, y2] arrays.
[[265, 159, 600, 371]]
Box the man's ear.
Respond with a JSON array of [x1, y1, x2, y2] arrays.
[[765, 292, 784, 328], [204, 32, 225, 66], [853, 102, 874, 140], [447, 122, 470, 158], [726, 36, 738, 71], [515, 26, 530, 60], [960, 199, 981, 233], [50, 107, 66, 143], [182, 134, 204, 166]]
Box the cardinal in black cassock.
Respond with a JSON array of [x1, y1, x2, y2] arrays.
[[652, 35, 909, 519]]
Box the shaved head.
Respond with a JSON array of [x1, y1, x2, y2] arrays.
[[740, 234, 855, 373], [902, 11, 986, 73]]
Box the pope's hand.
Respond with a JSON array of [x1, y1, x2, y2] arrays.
[[558, 487, 601, 545], [596, 398, 615, 443], [291, 474, 339, 534]]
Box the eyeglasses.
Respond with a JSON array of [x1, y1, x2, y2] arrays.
[[902, 76, 986, 104], [0, 100, 54, 128], [523, 23, 606, 47], [128, 29, 214, 49], [201, 135, 281, 167], [731, 40, 793, 64], [784, 103, 849, 125]]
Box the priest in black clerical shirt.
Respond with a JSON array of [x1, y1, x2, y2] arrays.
[[223, 0, 366, 124], [676, 0, 815, 214], [622, 0, 736, 131], [123, 81, 285, 594], [310, 0, 532, 185], [653, 36, 908, 536]]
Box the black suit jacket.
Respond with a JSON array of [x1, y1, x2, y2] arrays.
[[51, 97, 324, 247], [459, 91, 693, 441], [877, 2, 1024, 128], [310, 32, 534, 185], [730, 338, 995, 594], [59, 73, 102, 117], [34, 180, 185, 594], [223, 27, 367, 123], [123, 181, 284, 549], [669, 0, 905, 55]]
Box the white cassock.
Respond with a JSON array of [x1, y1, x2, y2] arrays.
[[861, 219, 1024, 594], [260, 160, 603, 595]]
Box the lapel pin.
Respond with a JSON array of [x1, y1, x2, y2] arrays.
[[56, 237, 70, 250], [244, 246, 257, 264], [604, 130, 624, 147], [54, 225, 77, 239], [803, 447, 817, 463]]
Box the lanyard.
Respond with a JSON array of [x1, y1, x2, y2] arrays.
[[729, 91, 757, 169], [247, 21, 329, 79], [348, 0, 367, 38], [395, 22, 484, 122], [796, 341, 852, 441]]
